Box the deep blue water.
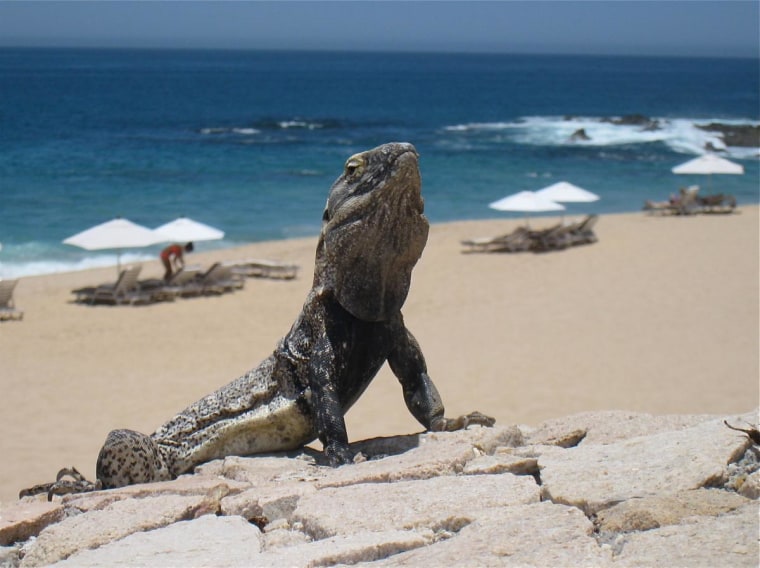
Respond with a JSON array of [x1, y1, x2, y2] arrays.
[[1, 49, 758, 277]]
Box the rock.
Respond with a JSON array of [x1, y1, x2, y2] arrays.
[[59, 473, 249, 513], [358, 502, 613, 567], [195, 454, 321, 486], [0, 501, 63, 546], [254, 530, 428, 567], [601, 114, 660, 130], [293, 473, 538, 539], [569, 128, 591, 141], [50, 515, 262, 567], [595, 489, 750, 533], [1, 409, 757, 567], [462, 453, 539, 476], [726, 442, 760, 498], [738, 470, 760, 499], [612, 502, 759, 567], [261, 524, 311, 550], [526, 409, 715, 445], [697, 123, 760, 148], [20, 495, 214, 567], [1, 544, 21, 567], [316, 425, 523, 489], [220, 481, 317, 523], [539, 415, 752, 515]]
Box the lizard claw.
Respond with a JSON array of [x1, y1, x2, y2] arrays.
[[430, 411, 496, 432], [19, 467, 102, 501]]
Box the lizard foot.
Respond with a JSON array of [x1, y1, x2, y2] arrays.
[[430, 411, 496, 432], [19, 467, 102, 501]]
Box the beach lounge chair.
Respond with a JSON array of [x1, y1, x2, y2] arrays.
[[72, 265, 152, 305], [224, 259, 299, 280], [159, 265, 205, 299], [644, 186, 701, 216], [697, 193, 737, 214], [0, 279, 24, 321], [138, 265, 203, 301], [181, 262, 245, 296], [569, 214, 599, 245]]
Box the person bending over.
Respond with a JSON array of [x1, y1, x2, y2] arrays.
[[160, 242, 193, 281]]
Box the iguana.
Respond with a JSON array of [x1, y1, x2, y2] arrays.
[[21, 142, 494, 499]]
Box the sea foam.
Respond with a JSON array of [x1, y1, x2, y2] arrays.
[[444, 116, 759, 158]]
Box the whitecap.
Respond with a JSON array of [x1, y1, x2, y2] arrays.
[[232, 128, 260, 135], [279, 120, 322, 130], [445, 116, 759, 158]]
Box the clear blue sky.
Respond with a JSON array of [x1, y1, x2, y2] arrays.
[[0, 1, 757, 57]]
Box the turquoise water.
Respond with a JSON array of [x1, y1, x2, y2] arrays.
[[1, 49, 758, 277]]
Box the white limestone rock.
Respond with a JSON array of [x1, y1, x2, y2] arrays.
[[612, 502, 759, 567], [50, 515, 262, 567], [20, 494, 213, 567], [0, 500, 64, 546], [317, 425, 523, 489], [539, 416, 752, 515], [292, 473, 539, 539], [354, 501, 614, 567]]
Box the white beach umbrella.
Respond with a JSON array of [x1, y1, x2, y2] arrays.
[[534, 181, 600, 203], [63, 217, 162, 273], [672, 154, 744, 191], [671, 154, 744, 175], [154, 217, 225, 242], [489, 191, 565, 227]]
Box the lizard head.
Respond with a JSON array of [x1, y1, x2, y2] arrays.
[[315, 142, 429, 322]]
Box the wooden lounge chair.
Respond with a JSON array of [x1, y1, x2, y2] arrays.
[[644, 186, 701, 216], [181, 263, 245, 296], [0, 279, 24, 321], [223, 259, 299, 280], [72, 265, 152, 305], [138, 265, 204, 301], [569, 214, 599, 245], [697, 193, 737, 214]]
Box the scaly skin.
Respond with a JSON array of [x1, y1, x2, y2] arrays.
[[21, 142, 494, 499]]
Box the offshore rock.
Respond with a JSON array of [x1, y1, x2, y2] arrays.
[[697, 123, 760, 148]]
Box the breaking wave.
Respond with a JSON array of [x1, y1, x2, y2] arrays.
[[444, 116, 759, 159]]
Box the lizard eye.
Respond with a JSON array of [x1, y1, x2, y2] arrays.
[[344, 156, 364, 177]]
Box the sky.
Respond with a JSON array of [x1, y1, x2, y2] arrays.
[[0, 1, 757, 58]]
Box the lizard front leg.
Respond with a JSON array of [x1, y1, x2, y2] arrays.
[[388, 319, 495, 431], [300, 295, 354, 467], [308, 329, 355, 467]]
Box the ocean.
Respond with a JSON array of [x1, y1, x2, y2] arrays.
[[1, 48, 758, 278]]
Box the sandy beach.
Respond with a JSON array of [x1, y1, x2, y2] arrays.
[[1, 207, 758, 505]]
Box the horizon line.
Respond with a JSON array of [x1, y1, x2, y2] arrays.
[[1, 44, 758, 61]]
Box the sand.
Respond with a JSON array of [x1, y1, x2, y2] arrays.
[[1, 207, 758, 504]]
